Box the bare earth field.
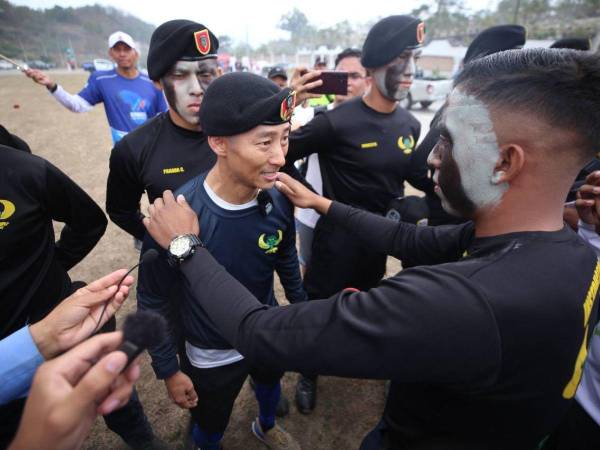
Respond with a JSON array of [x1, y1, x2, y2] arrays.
[[0, 71, 433, 450]]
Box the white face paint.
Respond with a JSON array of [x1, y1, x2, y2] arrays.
[[373, 51, 416, 101], [444, 89, 508, 209], [162, 59, 218, 127]]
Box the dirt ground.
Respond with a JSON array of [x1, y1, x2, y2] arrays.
[[0, 71, 432, 450]]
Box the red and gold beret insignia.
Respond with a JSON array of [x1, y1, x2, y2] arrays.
[[416, 22, 426, 45], [280, 90, 297, 121], [194, 29, 211, 55]]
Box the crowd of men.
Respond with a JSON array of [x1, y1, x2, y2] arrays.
[[1, 11, 599, 450]]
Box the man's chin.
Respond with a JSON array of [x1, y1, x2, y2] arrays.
[[438, 192, 462, 218]]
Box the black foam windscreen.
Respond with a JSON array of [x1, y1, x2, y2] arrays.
[[118, 310, 168, 369]]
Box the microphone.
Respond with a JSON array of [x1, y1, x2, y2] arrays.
[[118, 310, 167, 369], [92, 249, 160, 334], [258, 190, 273, 217]]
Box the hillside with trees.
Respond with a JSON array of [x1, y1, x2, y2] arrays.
[[0, 0, 155, 66]]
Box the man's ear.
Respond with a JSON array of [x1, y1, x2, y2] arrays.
[[493, 143, 525, 184], [217, 66, 224, 77], [208, 136, 227, 157]]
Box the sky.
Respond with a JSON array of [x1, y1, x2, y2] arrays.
[[11, 0, 499, 47]]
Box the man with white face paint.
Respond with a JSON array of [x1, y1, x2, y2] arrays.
[[106, 20, 220, 242], [409, 24, 527, 226], [143, 48, 600, 449], [284, 15, 430, 413]]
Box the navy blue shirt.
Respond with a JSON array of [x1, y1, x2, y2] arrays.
[[137, 172, 307, 378]]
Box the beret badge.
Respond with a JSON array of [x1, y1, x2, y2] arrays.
[[280, 91, 297, 121], [194, 29, 211, 55], [416, 22, 426, 45]]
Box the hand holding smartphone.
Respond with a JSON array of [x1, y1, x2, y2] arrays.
[[303, 70, 348, 95]]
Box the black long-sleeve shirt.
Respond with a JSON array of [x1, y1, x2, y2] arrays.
[[284, 97, 431, 214], [0, 146, 107, 338], [177, 201, 598, 449], [106, 113, 216, 240]]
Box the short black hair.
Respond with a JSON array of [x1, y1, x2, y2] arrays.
[[335, 48, 362, 68], [455, 48, 600, 161]]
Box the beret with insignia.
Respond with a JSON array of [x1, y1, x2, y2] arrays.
[[200, 72, 296, 137], [361, 15, 425, 69], [147, 19, 219, 81], [463, 25, 526, 65], [551, 37, 591, 51]]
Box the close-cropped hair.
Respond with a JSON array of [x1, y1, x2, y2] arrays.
[[455, 48, 600, 161], [335, 48, 363, 68]]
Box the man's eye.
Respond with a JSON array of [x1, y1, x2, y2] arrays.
[[259, 140, 271, 147]]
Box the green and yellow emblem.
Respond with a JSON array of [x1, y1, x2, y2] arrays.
[[258, 230, 283, 254], [398, 135, 415, 155]]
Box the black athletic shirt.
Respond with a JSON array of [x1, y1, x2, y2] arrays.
[[106, 112, 216, 240], [0, 146, 107, 338], [177, 201, 599, 449], [285, 97, 431, 214]]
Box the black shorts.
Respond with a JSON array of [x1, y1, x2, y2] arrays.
[[180, 355, 283, 434]]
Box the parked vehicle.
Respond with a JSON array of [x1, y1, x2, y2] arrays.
[[400, 75, 453, 110], [26, 60, 53, 70], [82, 59, 114, 72]]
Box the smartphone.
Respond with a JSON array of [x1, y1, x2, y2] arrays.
[[307, 71, 348, 95]]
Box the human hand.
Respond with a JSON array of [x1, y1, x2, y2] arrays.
[[8, 331, 140, 450], [143, 190, 200, 249], [29, 269, 134, 359], [24, 68, 55, 89], [289, 66, 323, 104], [576, 171, 600, 233], [164, 371, 198, 409], [275, 172, 332, 214]]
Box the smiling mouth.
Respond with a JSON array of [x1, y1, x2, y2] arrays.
[[261, 171, 278, 181]]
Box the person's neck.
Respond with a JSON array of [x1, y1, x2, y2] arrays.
[[473, 190, 566, 238], [168, 110, 202, 132], [205, 165, 258, 205], [363, 85, 397, 113], [116, 65, 139, 79]]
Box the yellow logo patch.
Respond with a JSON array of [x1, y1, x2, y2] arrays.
[[162, 167, 185, 175], [258, 230, 283, 254], [398, 135, 415, 155], [0, 199, 16, 230]]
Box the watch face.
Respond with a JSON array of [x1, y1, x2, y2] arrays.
[[169, 235, 192, 258]]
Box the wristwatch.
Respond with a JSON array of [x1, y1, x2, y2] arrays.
[[167, 234, 203, 266]]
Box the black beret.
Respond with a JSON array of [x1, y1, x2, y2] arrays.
[[361, 15, 425, 69], [463, 25, 526, 64], [551, 37, 590, 51], [268, 66, 287, 80], [147, 19, 219, 81], [200, 72, 297, 136]]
